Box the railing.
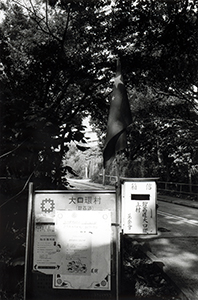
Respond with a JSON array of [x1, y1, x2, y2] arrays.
[[157, 181, 198, 198]]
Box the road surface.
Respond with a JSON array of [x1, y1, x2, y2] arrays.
[[139, 201, 198, 300], [68, 178, 198, 300]]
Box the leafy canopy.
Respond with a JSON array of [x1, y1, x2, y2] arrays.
[[0, 0, 198, 195]]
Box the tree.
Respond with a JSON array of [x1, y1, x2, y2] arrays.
[[125, 86, 198, 182], [93, 0, 198, 183], [0, 0, 113, 194], [0, 0, 198, 197]]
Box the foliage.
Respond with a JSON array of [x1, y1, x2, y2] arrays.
[[0, 0, 198, 197], [1, 3, 198, 300], [122, 237, 182, 299], [0, 0, 113, 193], [94, 0, 198, 183], [125, 87, 198, 182]]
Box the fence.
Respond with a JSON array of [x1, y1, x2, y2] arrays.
[[157, 181, 198, 198]]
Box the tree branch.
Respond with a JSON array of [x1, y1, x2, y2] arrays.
[[0, 167, 36, 208], [0, 140, 27, 159], [153, 87, 198, 112], [13, 0, 62, 43], [61, 4, 71, 51]]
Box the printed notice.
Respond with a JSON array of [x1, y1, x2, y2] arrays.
[[33, 223, 59, 274], [57, 230, 92, 276], [53, 210, 111, 290]]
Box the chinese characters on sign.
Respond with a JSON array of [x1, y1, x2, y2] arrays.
[[134, 202, 149, 233], [122, 181, 157, 234], [142, 202, 148, 233], [68, 195, 101, 211], [127, 213, 132, 231]]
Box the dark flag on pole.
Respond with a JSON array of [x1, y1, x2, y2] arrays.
[[103, 58, 132, 168]]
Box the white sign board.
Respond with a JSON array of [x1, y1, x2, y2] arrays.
[[32, 191, 116, 291], [122, 181, 157, 234]]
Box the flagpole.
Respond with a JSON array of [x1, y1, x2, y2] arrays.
[[103, 57, 132, 299], [115, 154, 121, 300], [102, 167, 106, 186]]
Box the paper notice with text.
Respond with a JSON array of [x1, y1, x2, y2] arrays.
[[53, 210, 111, 290]]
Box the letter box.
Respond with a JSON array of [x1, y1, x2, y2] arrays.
[[122, 180, 157, 234]]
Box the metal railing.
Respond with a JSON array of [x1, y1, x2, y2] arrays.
[[157, 181, 198, 198]]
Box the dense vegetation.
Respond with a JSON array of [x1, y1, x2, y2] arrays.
[[0, 0, 198, 197], [0, 1, 197, 299]]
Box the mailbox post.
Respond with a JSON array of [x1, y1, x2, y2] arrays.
[[121, 178, 157, 235]]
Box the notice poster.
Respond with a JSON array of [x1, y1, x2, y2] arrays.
[[33, 223, 59, 274], [53, 210, 111, 290]]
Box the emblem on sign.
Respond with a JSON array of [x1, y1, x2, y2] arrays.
[[41, 198, 55, 213]]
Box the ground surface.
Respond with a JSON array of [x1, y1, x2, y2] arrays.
[[121, 236, 184, 300]]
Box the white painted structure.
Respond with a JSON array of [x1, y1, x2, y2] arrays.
[[122, 180, 157, 235]]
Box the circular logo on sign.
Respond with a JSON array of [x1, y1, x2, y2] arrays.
[[41, 199, 55, 213]]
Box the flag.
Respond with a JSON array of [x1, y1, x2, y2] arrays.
[[103, 58, 132, 168]]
